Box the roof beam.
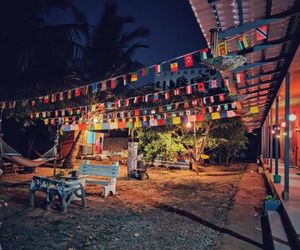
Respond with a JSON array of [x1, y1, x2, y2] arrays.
[[236, 0, 244, 26], [231, 53, 289, 73], [245, 86, 274, 95], [219, 9, 300, 39], [238, 80, 277, 90], [245, 71, 280, 81]]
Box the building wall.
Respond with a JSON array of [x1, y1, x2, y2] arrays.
[[267, 46, 300, 167]]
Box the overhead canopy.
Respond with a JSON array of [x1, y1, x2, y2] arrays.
[[189, 0, 300, 131]]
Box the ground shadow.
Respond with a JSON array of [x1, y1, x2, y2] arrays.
[[157, 204, 264, 249]]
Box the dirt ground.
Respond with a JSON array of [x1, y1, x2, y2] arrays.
[[0, 162, 263, 250]]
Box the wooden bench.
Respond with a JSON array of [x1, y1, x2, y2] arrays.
[[79, 161, 119, 197], [150, 160, 190, 170], [29, 176, 87, 212]]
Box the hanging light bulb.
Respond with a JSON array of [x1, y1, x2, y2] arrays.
[[281, 121, 286, 128], [186, 121, 192, 128], [289, 114, 296, 122]]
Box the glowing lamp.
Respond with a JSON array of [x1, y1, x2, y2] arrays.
[[289, 114, 296, 122], [281, 122, 286, 128], [186, 121, 192, 128], [272, 130, 275, 134]]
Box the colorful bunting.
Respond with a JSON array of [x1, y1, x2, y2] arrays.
[[155, 64, 162, 74], [218, 41, 228, 56], [197, 82, 205, 92], [174, 88, 180, 96], [184, 54, 194, 68], [186, 85, 192, 95], [236, 34, 249, 50], [170, 62, 178, 72], [131, 73, 138, 82], [236, 73, 244, 83], [200, 48, 208, 60], [75, 88, 81, 97], [256, 25, 268, 41]]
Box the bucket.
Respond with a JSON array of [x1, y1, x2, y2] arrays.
[[273, 175, 281, 183]]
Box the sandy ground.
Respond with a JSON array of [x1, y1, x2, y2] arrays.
[[0, 162, 264, 250]]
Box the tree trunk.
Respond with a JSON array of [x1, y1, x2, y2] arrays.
[[62, 131, 83, 169]]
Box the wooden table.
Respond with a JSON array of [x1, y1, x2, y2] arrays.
[[29, 176, 87, 212]]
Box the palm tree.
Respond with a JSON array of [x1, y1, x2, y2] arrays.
[[85, 0, 150, 81], [0, 0, 89, 99]]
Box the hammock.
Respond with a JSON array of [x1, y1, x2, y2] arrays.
[[0, 137, 56, 168]]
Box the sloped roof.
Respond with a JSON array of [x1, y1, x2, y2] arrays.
[[189, 0, 300, 131]]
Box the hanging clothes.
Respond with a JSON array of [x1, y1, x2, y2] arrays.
[[87, 131, 96, 144]]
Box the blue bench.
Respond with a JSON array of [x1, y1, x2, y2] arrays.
[[79, 161, 120, 197]]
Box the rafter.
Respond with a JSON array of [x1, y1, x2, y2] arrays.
[[238, 79, 277, 90]]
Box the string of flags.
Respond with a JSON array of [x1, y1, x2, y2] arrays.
[[32, 92, 231, 120], [0, 48, 217, 110]]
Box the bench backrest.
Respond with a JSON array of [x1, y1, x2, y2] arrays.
[[79, 162, 120, 178]]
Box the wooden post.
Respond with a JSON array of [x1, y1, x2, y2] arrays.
[[53, 126, 60, 177]]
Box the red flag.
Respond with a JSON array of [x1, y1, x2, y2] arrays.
[[170, 62, 178, 72], [186, 85, 192, 95], [43, 96, 49, 104], [210, 96, 214, 103], [174, 88, 180, 96], [256, 25, 268, 41], [192, 100, 198, 107], [75, 88, 81, 97], [141, 68, 148, 77], [101, 81, 107, 91], [165, 92, 170, 100], [236, 73, 244, 83], [197, 82, 205, 92], [125, 99, 130, 106], [184, 54, 194, 68], [110, 79, 116, 89], [134, 96, 139, 104], [218, 93, 225, 102]]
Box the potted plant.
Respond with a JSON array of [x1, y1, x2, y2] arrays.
[[263, 195, 281, 215]]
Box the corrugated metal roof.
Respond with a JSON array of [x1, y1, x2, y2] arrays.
[[189, 0, 300, 131]]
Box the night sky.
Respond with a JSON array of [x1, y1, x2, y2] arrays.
[[46, 0, 206, 66]]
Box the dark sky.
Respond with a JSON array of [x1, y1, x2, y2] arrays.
[[47, 0, 206, 66]]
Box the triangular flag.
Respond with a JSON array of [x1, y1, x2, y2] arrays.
[[170, 62, 178, 72], [101, 81, 107, 91], [184, 54, 193, 68], [125, 99, 130, 107], [256, 25, 268, 41], [133, 96, 139, 104]]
